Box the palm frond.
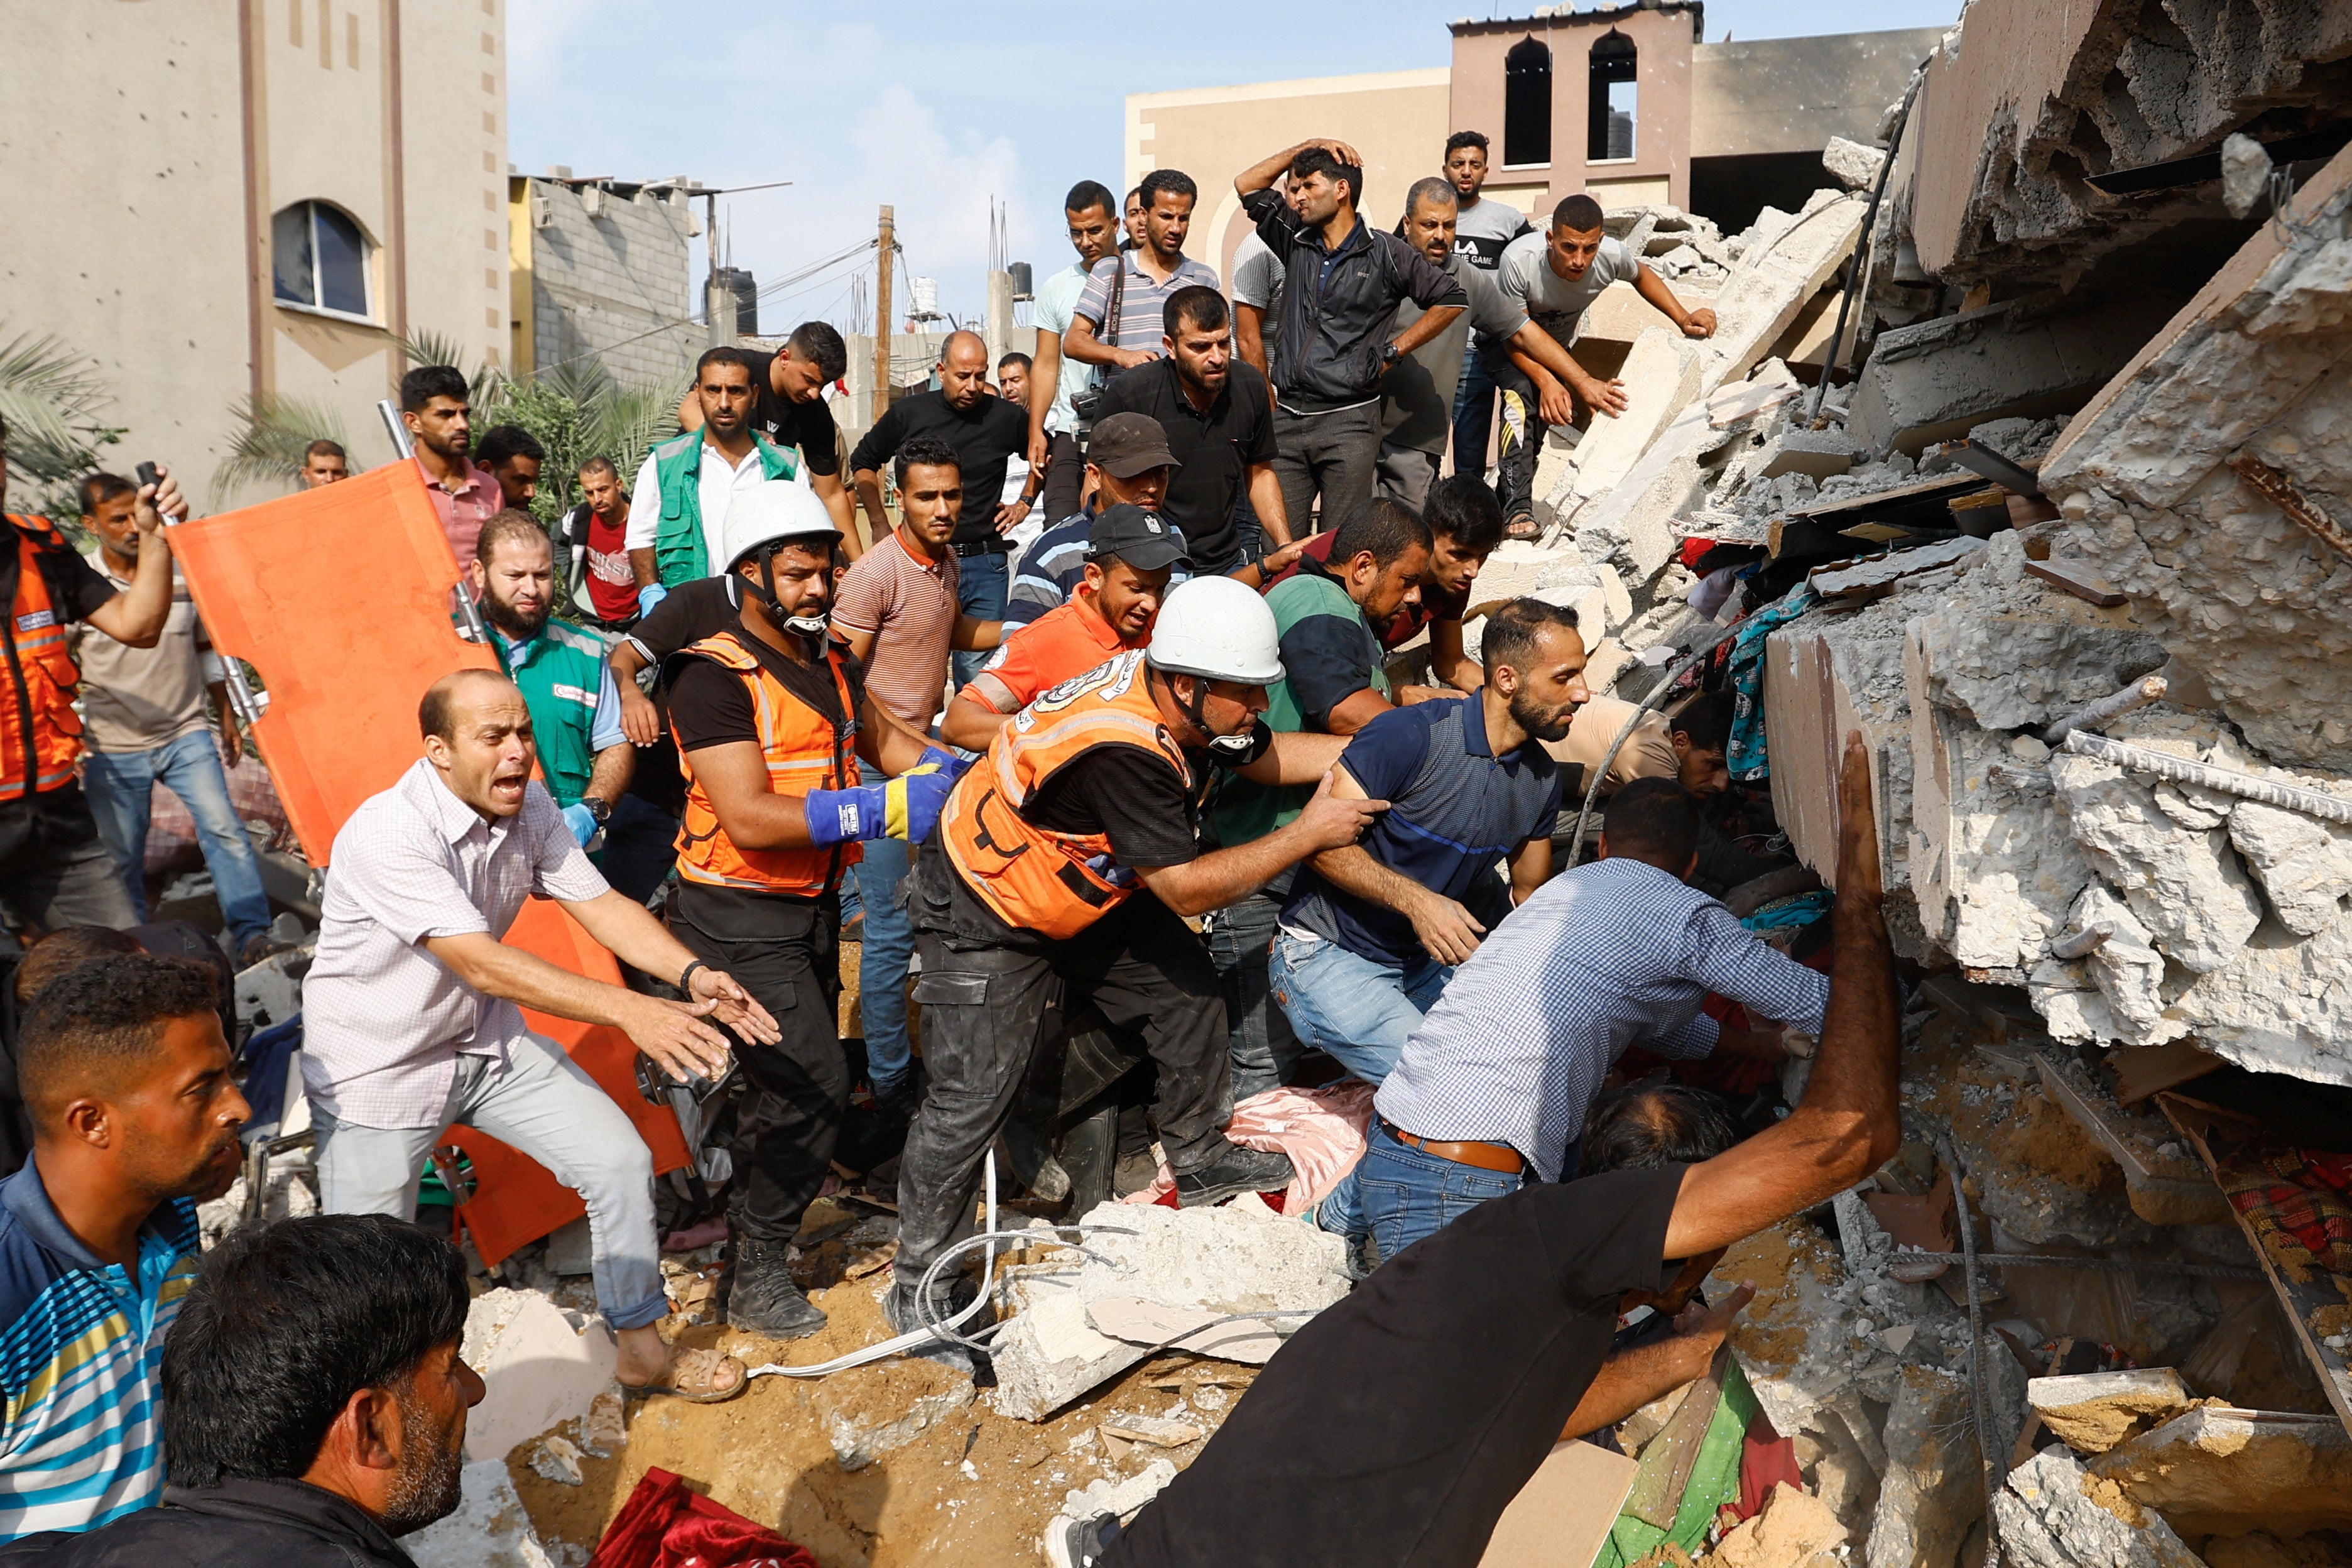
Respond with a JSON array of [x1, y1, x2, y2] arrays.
[[0, 329, 125, 516], [214, 394, 352, 498]]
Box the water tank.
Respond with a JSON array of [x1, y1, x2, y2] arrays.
[[1009, 261, 1033, 300], [708, 268, 759, 337]]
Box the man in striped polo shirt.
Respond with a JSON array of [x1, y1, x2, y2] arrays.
[[0, 955, 250, 1538]]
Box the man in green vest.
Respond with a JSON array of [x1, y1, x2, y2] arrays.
[[1202, 496, 1432, 1099], [625, 347, 802, 617], [472, 511, 633, 847]]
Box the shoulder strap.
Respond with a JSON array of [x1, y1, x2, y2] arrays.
[[680, 630, 757, 672], [1105, 254, 1126, 346]]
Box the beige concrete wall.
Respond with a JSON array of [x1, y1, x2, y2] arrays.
[[1689, 28, 1946, 159], [1449, 9, 1696, 216], [0, 0, 505, 513], [1126, 70, 1452, 291]]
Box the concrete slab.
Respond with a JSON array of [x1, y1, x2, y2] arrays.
[[1991, 1447, 2206, 1568], [1557, 327, 1702, 509], [2088, 1405, 2352, 1538], [1696, 192, 1866, 395], [2024, 1368, 2193, 1454], [460, 1287, 618, 1464]]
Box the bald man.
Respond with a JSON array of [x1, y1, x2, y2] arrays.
[[302, 669, 779, 1402], [848, 329, 1035, 671]]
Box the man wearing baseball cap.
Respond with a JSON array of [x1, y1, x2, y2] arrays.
[[887, 576, 1387, 1341], [660, 481, 965, 1340], [939, 503, 1187, 752]]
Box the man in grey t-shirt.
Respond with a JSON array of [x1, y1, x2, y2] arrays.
[[1442, 131, 1532, 479], [1489, 192, 1718, 536]]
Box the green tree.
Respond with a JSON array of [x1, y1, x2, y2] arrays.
[[0, 329, 125, 523], [214, 393, 353, 498]]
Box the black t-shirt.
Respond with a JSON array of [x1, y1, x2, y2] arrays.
[[2, 521, 116, 624], [1104, 1167, 1684, 1568], [1094, 359, 1278, 573], [845, 389, 1032, 547], [743, 351, 842, 477], [618, 577, 743, 815]]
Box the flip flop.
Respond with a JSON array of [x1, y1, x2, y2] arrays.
[[623, 1345, 748, 1404], [1504, 512, 1540, 541]]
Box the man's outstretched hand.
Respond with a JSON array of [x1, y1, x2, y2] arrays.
[[1673, 1282, 1755, 1354], [1836, 732, 1882, 906]]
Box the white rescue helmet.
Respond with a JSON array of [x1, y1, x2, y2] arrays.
[[721, 481, 841, 572], [1146, 575, 1285, 687]]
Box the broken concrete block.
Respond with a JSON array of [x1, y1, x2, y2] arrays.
[[1467, 538, 1586, 607], [1696, 192, 1866, 396], [529, 1434, 584, 1486], [2228, 800, 2352, 937], [543, 1216, 593, 1278], [1704, 1481, 1846, 1568], [405, 1458, 558, 1568], [1822, 136, 1887, 192], [575, 1390, 624, 1459], [1562, 402, 1710, 580], [1846, 293, 2180, 458], [1810, 536, 1985, 601], [1865, 1364, 1993, 1568], [1059, 1456, 1177, 1527], [1991, 1447, 2206, 1568], [2088, 1405, 2352, 1537], [2064, 885, 2180, 1047], [1756, 428, 1865, 481], [2051, 753, 2265, 974], [460, 1287, 617, 1464], [1532, 562, 1633, 649], [989, 1200, 1349, 1422], [2164, 904, 2352, 1086], [2025, 1368, 2194, 1454], [825, 1383, 973, 1471], [1564, 327, 1702, 505], [1709, 1217, 1901, 1442]]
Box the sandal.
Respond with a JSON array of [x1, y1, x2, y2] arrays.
[[1503, 511, 1540, 541], [622, 1345, 748, 1404]]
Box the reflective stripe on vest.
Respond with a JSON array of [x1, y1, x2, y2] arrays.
[[670, 630, 861, 895], [937, 648, 1192, 941], [1, 518, 85, 801]]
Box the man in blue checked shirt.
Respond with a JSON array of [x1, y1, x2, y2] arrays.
[[1351, 776, 1826, 1262], [0, 955, 249, 1538]]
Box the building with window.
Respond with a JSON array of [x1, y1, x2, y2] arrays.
[[506, 172, 704, 391], [0, 0, 511, 508], [1130, 12, 1947, 285]]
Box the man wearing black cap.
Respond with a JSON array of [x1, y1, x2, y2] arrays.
[[1093, 286, 1292, 577], [942, 504, 1188, 751]]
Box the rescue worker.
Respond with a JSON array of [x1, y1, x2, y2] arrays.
[[469, 511, 632, 846], [662, 481, 963, 1339], [886, 575, 1387, 1336], [626, 348, 801, 616], [0, 432, 180, 930]]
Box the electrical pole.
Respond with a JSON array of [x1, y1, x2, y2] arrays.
[[873, 205, 894, 426]]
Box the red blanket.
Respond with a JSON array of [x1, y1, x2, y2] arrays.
[[588, 1467, 818, 1568]]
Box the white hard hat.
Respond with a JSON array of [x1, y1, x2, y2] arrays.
[[721, 481, 840, 572], [1146, 575, 1284, 686]]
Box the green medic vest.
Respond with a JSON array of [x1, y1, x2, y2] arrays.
[[650, 429, 800, 585], [497, 621, 612, 807]]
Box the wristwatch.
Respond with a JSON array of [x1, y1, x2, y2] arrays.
[[1380, 341, 1403, 369], [584, 796, 613, 827]]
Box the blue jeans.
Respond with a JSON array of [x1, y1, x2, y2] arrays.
[[852, 835, 915, 1093], [82, 730, 272, 947], [954, 550, 1010, 688], [1357, 1118, 1526, 1261], [1268, 929, 1451, 1088], [1451, 337, 1499, 481], [1207, 893, 1298, 1101]]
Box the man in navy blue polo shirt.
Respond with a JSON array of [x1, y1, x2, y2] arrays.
[[1268, 597, 1587, 1087]]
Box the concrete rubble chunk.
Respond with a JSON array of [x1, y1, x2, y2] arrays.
[[405, 1459, 559, 1568], [2025, 1368, 2194, 1454], [1991, 1447, 2207, 1568], [1695, 193, 1866, 396], [826, 1383, 974, 1471], [529, 1434, 584, 1486], [459, 1287, 618, 1464], [2064, 886, 2179, 1048], [1755, 427, 1864, 481], [1555, 326, 1702, 511], [1060, 1456, 1179, 1527], [1822, 136, 1887, 192], [2050, 753, 2265, 975], [1553, 402, 1711, 580], [2088, 1405, 2352, 1538], [1702, 1481, 1847, 1568], [988, 1201, 1350, 1422], [2164, 906, 2352, 1082], [1865, 1358, 2019, 1568], [2227, 801, 2352, 937]]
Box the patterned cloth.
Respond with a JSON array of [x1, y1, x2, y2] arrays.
[[1375, 856, 1831, 1182], [0, 1164, 199, 1538], [300, 759, 607, 1129], [2219, 1146, 2352, 1277], [145, 752, 297, 875], [1124, 1081, 1377, 1212], [1726, 585, 1817, 783]]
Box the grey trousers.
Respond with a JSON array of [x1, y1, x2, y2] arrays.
[[1376, 444, 1442, 514], [1273, 402, 1381, 536]]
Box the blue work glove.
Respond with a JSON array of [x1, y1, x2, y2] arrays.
[[638, 583, 669, 618], [803, 784, 890, 847], [561, 802, 599, 847], [878, 746, 967, 844], [914, 745, 974, 783]]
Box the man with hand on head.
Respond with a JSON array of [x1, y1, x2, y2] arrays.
[[469, 511, 633, 848], [0, 1214, 484, 1565], [302, 667, 778, 1402], [628, 347, 802, 617], [676, 322, 858, 552], [661, 482, 960, 1339], [0, 956, 247, 1538], [940, 504, 1183, 753], [889, 577, 1385, 1337]]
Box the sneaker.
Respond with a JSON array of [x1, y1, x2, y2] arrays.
[[1043, 1511, 1120, 1568], [725, 1237, 827, 1339], [1173, 1143, 1295, 1209]]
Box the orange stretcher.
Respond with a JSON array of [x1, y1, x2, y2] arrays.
[[173, 460, 688, 1264]]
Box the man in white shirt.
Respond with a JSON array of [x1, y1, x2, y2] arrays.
[[1489, 193, 1717, 538], [624, 348, 800, 618], [1026, 181, 1123, 525]]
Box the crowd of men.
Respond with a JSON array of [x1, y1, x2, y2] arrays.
[[0, 121, 1897, 1568]]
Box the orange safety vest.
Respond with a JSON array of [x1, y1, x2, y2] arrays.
[[1, 517, 85, 802], [937, 648, 1194, 941], [671, 630, 863, 895]]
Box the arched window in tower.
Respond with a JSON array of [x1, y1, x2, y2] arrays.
[[1503, 37, 1552, 167], [1590, 31, 1638, 161]]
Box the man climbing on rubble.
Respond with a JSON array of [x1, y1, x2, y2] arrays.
[[1358, 777, 1823, 1260], [660, 481, 962, 1339], [1489, 193, 1717, 539], [470, 511, 633, 847], [1065, 732, 1900, 1568], [887, 575, 1383, 1337], [301, 667, 778, 1402], [626, 348, 801, 619], [0, 1214, 482, 1564]]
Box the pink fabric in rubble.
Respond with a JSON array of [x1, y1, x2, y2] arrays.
[[1122, 1081, 1376, 1211]]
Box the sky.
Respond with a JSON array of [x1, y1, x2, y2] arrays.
[[508, 0, 1961, 341]]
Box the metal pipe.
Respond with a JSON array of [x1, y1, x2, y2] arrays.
[[1807, 61, 1927, 420], [1564, 623, 1740, 864], [1893, 1251, 2264, 1282], [2061, 731, 2352, 825], [1937, 1140, 2000, 1568], [376, 398, 413, 460], [2042, 676, 2166, 746], [2047, 921, 2115, 961]]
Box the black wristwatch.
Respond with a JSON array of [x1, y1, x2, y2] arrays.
[[1380, 341, 1403, 369], [584, 796, 613, 826]]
